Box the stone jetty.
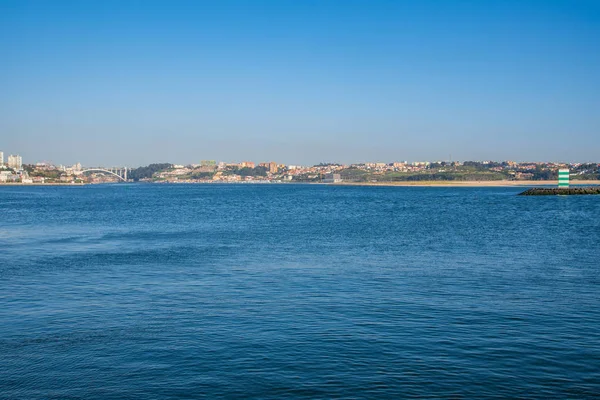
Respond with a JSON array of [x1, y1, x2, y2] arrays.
[[519, 187, 600, 196]]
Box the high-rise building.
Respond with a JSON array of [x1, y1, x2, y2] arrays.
[[269, 161, 278, 174], [0, 151, 4, 165], [8, 154, 22, 170]]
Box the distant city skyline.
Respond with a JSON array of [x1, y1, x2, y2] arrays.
[[1, 145, 598, 170], [2, 0, 599, 166]]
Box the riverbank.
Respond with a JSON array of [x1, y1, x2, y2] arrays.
[[2, 180, 600, 187], [333, 180, 600, 187], [0, 182, 85, 186]]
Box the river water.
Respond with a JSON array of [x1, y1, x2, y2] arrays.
[[1, 184, 599, 398]]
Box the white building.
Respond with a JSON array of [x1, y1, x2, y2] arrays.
[[8, 154, 22, 170], [0, 170, 14, 182], [0, 151, 4, 165]]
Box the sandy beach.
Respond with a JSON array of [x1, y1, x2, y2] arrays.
[[334, 180, 600, 187]]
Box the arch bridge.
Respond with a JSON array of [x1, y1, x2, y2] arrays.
[[80, 167, 128, 182]]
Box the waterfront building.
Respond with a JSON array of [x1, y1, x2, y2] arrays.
[[0, 170, 17, 182], [0, 151, 3, 165], [323, 173, 342, 183], [8, 154, 22, 170]]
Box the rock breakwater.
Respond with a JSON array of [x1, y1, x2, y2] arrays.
[[519, 187, 600, 196]]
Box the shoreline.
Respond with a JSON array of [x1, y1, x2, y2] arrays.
[[2, 180, 600, 188], [332, 180, 600, 187]]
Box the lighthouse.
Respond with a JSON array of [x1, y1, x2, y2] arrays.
[[558, 169, 569, 189]]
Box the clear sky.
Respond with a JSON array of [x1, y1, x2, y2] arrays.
[[1, 0, 599, 166]]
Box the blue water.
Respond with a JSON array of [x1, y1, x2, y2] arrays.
[[1, 184, 599, 399]]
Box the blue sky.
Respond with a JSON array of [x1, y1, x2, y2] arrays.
[[1, 0, 599, 166]]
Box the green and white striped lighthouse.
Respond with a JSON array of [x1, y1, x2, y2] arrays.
[[558, 169, 570, 188]]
